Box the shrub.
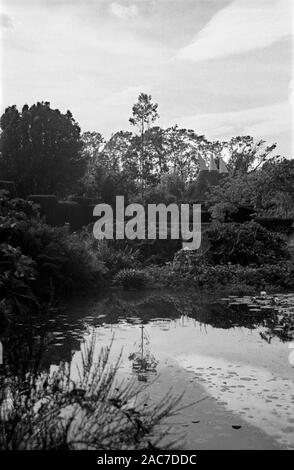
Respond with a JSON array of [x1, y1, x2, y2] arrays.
[[20, 223, 107, 294], [0, 193, 106, 299], [95, 240, 141, 276], [0, 244, 38, 318], [113, 269, 148, 290], [202, 221, 289, 266], [114, 237, 181, 265], [258, 261, 294, 290], [146, 247, 294, 292], [1, 191, 40, 222]]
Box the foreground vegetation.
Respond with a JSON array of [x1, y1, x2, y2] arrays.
[[0, 336, 181, 450]]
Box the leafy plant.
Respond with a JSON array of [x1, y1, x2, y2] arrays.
[[202, 221, 289, 266], [0, 194, 107, 299], [95, 240, 141, 276], [0, 244, 38, 317]]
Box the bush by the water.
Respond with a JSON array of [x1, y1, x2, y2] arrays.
[[201, 221, 289, 266], [0, 192, 106, 307], [111, 237, 182, 265], [95, 240, 141, 276], [0, 243, 39, 318], [145, 221, 294, 293], [113, 269, 149, 290], [146, 257, 294, 292]]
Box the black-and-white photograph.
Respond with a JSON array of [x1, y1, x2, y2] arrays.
[[0, 0, 293, 461]]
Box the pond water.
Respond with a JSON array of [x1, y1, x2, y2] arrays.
[[16, 290, 294, 449]]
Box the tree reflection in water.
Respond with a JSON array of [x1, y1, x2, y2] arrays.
[[128, 325, 158, 382]]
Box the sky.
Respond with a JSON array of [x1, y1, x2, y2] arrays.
[[0, 0, 293, 156]]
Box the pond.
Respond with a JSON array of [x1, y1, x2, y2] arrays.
[[9, 290, 294, 449]]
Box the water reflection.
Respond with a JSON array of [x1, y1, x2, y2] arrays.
[[128, 325, 158, 382], [2, 291, 294, 371], [1, 290, 294, 449]]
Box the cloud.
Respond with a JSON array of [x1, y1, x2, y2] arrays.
[[177, 0, 291, 62], [105, 85, 144, 107], [0, 12, 13, 29], [171, 100, 293, 155], [110, 2, 138, 20]]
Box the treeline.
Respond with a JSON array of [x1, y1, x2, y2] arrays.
[[0, 94, 294, 218]]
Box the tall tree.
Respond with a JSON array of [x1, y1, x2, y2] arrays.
[[129, 93, 159, 190], [0, 102, 84, 196]]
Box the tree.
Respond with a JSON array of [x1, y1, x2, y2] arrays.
[[129, 93, 159, 190], [142, 172, 184, 205], [206, 141, 294, 220], [80, 131, 138, 204], [223, 136, 277, 174], [164, 126, 201, 189], [81, 131, 105, 160], [142, 126, 168, 183], [255, 158, 294, 217], [0, 102, 84, 196], [206, 172, 259, 221]]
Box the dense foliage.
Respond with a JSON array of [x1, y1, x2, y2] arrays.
[[0, 102, 85, 197], [206, 153, 294, 220], [113, 269, 149, 290], [0, 193, 108, 327], [146, 258, 294, 293], [201, 221, 289, 266]]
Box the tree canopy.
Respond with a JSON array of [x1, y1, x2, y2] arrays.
[[0, 102, 85, 196]]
